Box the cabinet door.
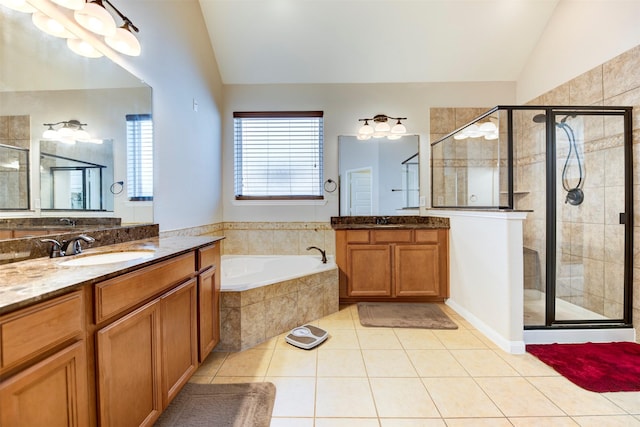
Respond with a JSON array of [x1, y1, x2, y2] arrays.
[[394, 244, 440, 297], [161, 278, 198, 407], [347, 244, 392, 296], [0, 341, 88, 427], [198, 266, 220, 363], [97, 300, 162, 427]]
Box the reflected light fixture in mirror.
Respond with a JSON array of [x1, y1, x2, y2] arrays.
[[358, 114, 407, 140], [453, 120, 498, 140], [42, 119, 102, 144], [2, 0, 141, 57]]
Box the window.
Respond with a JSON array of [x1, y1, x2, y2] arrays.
[[233, 111, 323, 200], [126, 114, 153, 201]]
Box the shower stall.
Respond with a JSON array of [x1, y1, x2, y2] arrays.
[[431, 106, 633, 330]]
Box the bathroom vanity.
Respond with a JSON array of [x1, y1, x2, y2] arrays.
[[0, 235, 222, 427], [332, 216, 450, 303]]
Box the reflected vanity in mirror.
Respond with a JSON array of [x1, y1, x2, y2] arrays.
[[338, 135, 419, 216], [0, 5, 153, 237]]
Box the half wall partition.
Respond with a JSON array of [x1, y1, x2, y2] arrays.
[[431, 106, 633, 330]]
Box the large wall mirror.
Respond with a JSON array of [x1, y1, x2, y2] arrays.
[[338, 135, 419, 216], [0, 6, 153, 230]]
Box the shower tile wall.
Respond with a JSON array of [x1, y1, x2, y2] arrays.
[[0, 115, 29, 209]]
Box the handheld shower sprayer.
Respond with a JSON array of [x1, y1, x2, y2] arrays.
[[532, 113, 584, 205]]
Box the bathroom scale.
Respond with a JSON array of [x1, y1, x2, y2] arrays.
[[285, 324, 328, 350]]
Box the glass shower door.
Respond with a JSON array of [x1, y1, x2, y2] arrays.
[[552, 112, 628, 324]]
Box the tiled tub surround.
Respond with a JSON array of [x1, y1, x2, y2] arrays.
[[218, 266, 339, 352]]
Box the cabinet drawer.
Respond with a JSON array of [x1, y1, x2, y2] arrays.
[[95, 252, 196, 324], [0, 291, 84, 372], [372, 229, 413, 243], [197, 244, 219, 271], [345, 230, 370, 243], [415, 229, 440, 243]]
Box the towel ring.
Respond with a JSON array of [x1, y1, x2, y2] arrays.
[[110, 181, 124, 195], [324, 179, 337, 193]]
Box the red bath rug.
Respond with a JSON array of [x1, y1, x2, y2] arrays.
[[527, 341, 640, 392]]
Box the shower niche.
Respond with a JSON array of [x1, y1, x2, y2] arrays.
[[431, 106, 633, 330]]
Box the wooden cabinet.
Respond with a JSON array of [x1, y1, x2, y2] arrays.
[[0, 291, 88, 427], [95, 253, 198, 427], [336, 228, 449, 303], [197, 244, 220, 362]]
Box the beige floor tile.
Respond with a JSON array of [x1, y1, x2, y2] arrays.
[[252, 335, 280, 349], [406, 349, 468, 377], [432, 330, 488, 349], [266, 348, 318, 376], [215, 348, 273, 377], [475, 377, 564, 417], [357, 329, 403, 349], [318, 316, 356, 330], [187, 375, 212, 384], [210, 376, 265, 383], [497, 352, 561, 376], [450, 350, 520, 377], [318, 349, 367, 377], [571, 415, 640, 426], [421, 377, 503, 418], [269, 417, 314, 427], [196, 351, 228, 375], [527, 377, 628, 416], [315, 418, 381, 427], [362, 349, 418, 377], [265, 376, 316, 417], [315, 377, 378, 417], [508, 417, 578, 426], [321, 329, 361, 349], [443, 419, 513, 426], [379, 419, 446, 427], [604, 391, 640, 414], [469, 330, 501, 349], [369, 378, 440, 418], [394, 328, 445, 350]]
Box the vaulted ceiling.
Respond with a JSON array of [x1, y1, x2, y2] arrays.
[[198, 0, 560, 85]]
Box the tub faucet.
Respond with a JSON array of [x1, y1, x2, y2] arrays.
[[59, 218, 76, 227], [306, 246, 327, 264]]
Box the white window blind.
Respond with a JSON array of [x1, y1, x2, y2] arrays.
[[126, 114, 153, 201], [234, 111, 324, 199]]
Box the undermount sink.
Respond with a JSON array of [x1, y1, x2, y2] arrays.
[[59, 250, 155, 267]]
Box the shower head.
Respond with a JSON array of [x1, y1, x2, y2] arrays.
[[531, 113, 577, 124]]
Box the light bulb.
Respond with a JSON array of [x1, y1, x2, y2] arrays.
[[43, 126, 59, 139], [32, 11, 74, 38], [391, 121, 406, 134], [105, 24, 141, 56], [67, 38, 104, 58], [74, 127, 90, 141], [74, 1, 116, 36], [58, 123, 74, 137], [453, 133, 468, 140], [357, 134, 371, 141], [374, 121, 390, 133], [479, 122, 497, 133], [358, 121, 374, 136]]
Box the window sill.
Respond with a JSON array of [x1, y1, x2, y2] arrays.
[[232, 198, 327, 207]]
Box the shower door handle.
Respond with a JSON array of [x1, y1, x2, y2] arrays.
[[620, 213, 626, 224]]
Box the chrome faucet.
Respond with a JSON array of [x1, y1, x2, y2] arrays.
[[59, 218, 76, 227], [306, 246, 327, 264], [41, 234, 95, 258]]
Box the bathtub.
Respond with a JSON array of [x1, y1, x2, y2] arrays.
[[221, 254, 336, 291], [217, 255, 339, 352]]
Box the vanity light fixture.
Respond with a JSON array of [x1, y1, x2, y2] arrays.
[[1, 0, 142, 57], [453, 120, 499, 141], [357, 114, 407, 140], [42, 120, 91, 142]]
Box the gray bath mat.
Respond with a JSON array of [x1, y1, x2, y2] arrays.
[[357, 302, 458, 329], [154, 382, 276, 427]]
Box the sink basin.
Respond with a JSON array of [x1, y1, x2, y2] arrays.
[[59, 250, 155, 266]]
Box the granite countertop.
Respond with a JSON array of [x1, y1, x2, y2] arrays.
[[0, 235, 223, 315], [330, 216, 450, 230]]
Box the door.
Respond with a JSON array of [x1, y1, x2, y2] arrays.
[[394, 244, 440, 297], [198, 266, 219, 362], [346, 168, 372, 215], [347, 244, 392, 296]]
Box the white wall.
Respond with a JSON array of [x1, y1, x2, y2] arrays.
[[222, 82, 516, 222], [517, 0, 640, 103], [108, 0, 224, 232]]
